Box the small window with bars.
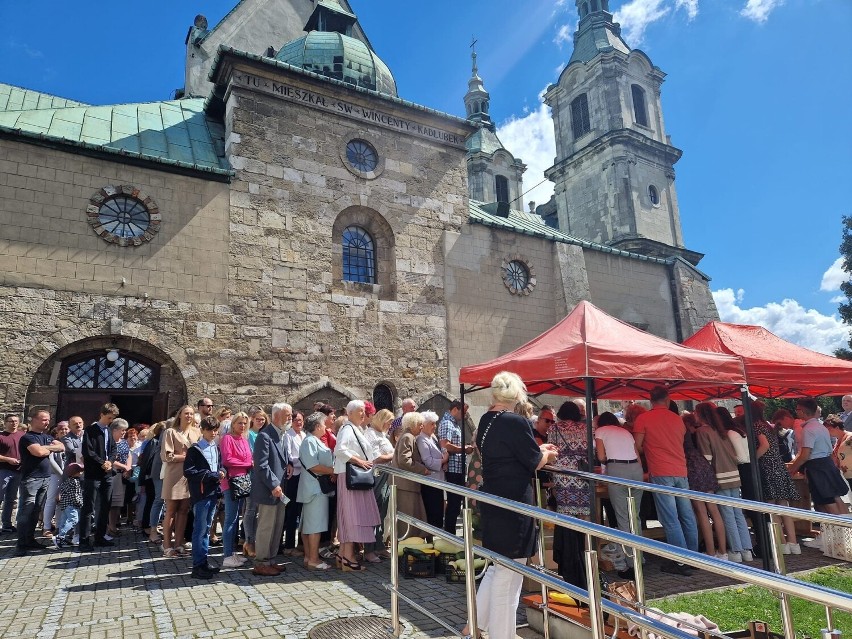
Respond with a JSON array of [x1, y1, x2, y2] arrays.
[[342, 226, 376, 284], [632, 84, 648, 127], [571, 94, 591, 139], [63, 354, 156, 391]]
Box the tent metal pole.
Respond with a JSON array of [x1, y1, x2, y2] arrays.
[[460, 383, 466, 453], [742, 386, 770, 572], [585, 377, 597, 523]]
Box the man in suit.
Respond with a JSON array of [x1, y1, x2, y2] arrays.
[[251, 402, 292, 576], [79, 403, 119, 551]]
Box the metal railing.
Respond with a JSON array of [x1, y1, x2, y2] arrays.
[[379, 464, 852, 639]]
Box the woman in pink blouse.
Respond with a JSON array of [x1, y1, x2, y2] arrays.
[[220, 412, 253, 568]]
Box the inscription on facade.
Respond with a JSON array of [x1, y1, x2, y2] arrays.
[[233, 73, 466, 148]]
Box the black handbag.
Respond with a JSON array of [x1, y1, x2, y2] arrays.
[[344, 425, 375, 491], [299, 452, 336, 495], [228, 473, 252, 499]]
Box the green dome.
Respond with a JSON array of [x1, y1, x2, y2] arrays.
[[276, 32, 398, 97]]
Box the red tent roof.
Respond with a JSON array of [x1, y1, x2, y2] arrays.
[[683, 321, 852, 398], [459, 301, 747, 400]]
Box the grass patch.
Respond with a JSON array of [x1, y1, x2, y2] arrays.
[[651, 566, 852, 638]]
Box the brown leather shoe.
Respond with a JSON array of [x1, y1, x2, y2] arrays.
[[252, 564, 279, 577]]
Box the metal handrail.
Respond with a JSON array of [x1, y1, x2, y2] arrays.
[[551, 465, 852, 529], [379, 464, 852, 639]]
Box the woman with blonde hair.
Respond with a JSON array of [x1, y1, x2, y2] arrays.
[[464, 371, 557, 639], [160, 405, 201, 557], [390, 411, 430, 539], [364, 408, 395, 560]]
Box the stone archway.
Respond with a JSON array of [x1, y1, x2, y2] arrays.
[[19, 322, 195, 421], [289, 377, 362, 414]]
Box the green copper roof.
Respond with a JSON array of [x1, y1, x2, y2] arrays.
[[568, 13, 630, 65], [0, 98, 229, 175], [468, 199, 669, 264], [466, 126, 506, 156], [276, 32, 397, 97], [0, 83, 88, 112]]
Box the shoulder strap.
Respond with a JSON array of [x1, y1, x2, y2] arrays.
[[478, 410, 506, 463]]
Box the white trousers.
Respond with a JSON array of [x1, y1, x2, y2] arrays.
[[475, 560, 524, 639]]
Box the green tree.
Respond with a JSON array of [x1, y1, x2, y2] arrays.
[[838, 215, 852, 348]]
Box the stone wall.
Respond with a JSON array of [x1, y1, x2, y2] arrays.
[[0, 139, 230, 303], [445, 222, 569, 412], [583, 250, 678, 341], [218, 59, 472, 409]]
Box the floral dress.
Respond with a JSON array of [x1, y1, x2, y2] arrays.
[[684, 432, 718, 493], [755, 420, 799, 501], [548, 418, 589, 517]]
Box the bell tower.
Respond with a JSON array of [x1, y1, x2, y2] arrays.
[[544, 0, 701, 263]]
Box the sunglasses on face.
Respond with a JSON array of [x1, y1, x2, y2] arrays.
[[540, 418, 555, 424]]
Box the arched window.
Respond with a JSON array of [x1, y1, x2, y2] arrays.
[[372, 384, 395, 412], [591, 0, 600, 11], [581, 2, 589, 17], [342, 225, 376, 284], [632, 84, 648, 127], [495, 175, 510, 204], [571, 94, 591, 139], [648, 185, 660, 206], [63, 352, 157, 391]]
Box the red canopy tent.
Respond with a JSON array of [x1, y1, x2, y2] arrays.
[[683, 321, 852, 398], [458, 301, 747, 401]]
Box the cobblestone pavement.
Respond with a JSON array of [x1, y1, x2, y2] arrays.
[[0, 530, 843, 639]]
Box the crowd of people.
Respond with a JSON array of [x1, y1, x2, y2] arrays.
[[0, 381, 849, 636]]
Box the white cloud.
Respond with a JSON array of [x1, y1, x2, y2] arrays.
[[740, 0, 784, 23], [496, 98, 557, 210], [820, 257, 848, 292], [675, 0, 699, 19], [712, 288, 849, 355], [613, 0, 670, 46], [831, 295, 846, 304], [555, 23, 574, 47]]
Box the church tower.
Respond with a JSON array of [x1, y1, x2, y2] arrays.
[[465, 46, 526, 210], [544, 0, 700, 263]]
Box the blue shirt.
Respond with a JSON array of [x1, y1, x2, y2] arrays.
[[197, 439, 219, 473], [801, 418, 832, 460]]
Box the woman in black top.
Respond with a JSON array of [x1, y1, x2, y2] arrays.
[[465, 372, 557, 639]]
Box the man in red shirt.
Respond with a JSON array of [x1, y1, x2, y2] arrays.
[[634, 386, 698, 575]]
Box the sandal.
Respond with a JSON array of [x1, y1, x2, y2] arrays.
[[163, 548, 179, 558], [339, 556, 365, 572]]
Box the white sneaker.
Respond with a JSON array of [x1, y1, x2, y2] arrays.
[[741, 550, 754, 562], [222, 555, 246, 568], [714, 552, 727, 560], [103, 534, 114, 542], [72, 535, 79, 546], [782, 543, 791, 555], [788, 543, 801, 555], [727, 551, 743, 563], [802, 537, 822, 550]]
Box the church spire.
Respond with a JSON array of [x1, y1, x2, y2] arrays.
[[568, 0, 629, 65], [464, 37, 493, 129]]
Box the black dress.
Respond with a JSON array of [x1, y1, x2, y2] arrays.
[[477, 411, 543, 559]]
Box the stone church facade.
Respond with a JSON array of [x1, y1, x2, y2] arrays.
[[0, 0, 717, 423]]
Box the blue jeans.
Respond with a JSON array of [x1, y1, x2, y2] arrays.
[[149, 477, 164, 530], [57, 505, 80, 539], [17, 475, 50, 548], [192, 495, 218, 569], [223, 489, 243, 557], [717, 487, 752, 552], [0, 469, 21, 528], [650, 476, 699, 552]]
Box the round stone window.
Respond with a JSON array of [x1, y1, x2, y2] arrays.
[[340, 137, 384, 179], [346, 139, 378, 173], [502, 256, 536, 296], [87, 186, 160, 246], [648, 185, 660, 206]]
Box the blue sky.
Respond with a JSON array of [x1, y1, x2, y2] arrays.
[[2, 0, 850, 352]]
